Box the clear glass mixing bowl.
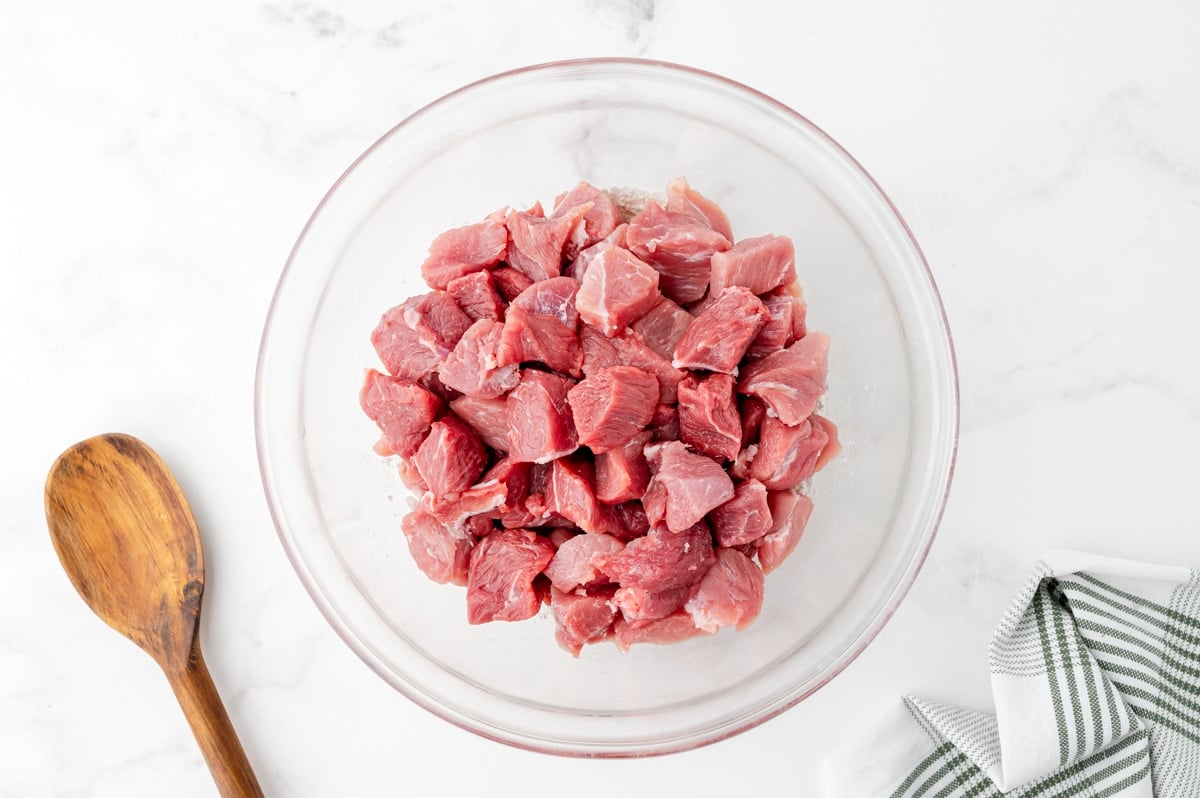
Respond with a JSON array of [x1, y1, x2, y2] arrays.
[[255, 59, 958, 756]]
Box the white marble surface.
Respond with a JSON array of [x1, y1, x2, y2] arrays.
[[3, 1, 1199, 795]]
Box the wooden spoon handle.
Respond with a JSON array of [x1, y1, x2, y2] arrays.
[[166, 647, 264, 798]]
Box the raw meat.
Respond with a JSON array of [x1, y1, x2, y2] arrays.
[[420, 217, 508, 290], [506, 370, 579, 463], [437, 318, 520, 398], [359, 368, 443, 458], [510, 276, 580, 329], [483, 458, 536, 529], [626, 200, 731, 303], [683, 548, 764, 632], [708, 234, 796, 297], [496, 303, 583, 376], [401, 509, 473, 586], [672, 286, 768, 373], [644, 441, 735, 532], [737, 332, 830, 426], [613, 611, 711, 652], [747, 290, 802, 359], [574, 243, 661, 335], [552, 588, 618, 656], [422, 480, 506, 534], [566, 223, 629, 281], [739, 396, 769, 447], [552, 181, 624, 259], [749, 415, 834, 490], [677, 372, 741, 461], [449, 396, 510, 452], [709, 479, 772, 547], [567, 366, 659, 452], [412, 416, 487, 497], [506, 202, 591, 282], [630, 295, 694, 359], [544, 532, 625, 592], [598, 521, 715, 592], [612, 584, 690, 622], [757, 491, 815, 574], [491, 266, 534, 302], [544, 455, 624, 536], [371, 292, 472, 381], [579, 325, 683, 404], [445, 270, 503, 322], [594, 431, 651, 504], [466, 529, 556, 623], [362, 178, 837, 651], [665, 177, 733, 241]]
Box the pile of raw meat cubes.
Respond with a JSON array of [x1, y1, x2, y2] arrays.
[[361, 178, 838, 655]]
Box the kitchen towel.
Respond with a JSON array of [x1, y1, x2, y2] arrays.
[[826, 551, 1200, 797]]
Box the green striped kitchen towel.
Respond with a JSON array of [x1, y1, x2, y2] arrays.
[[827, 551, 1200, 797]]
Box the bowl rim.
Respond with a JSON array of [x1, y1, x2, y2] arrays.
[[255, 56, 960, 757]]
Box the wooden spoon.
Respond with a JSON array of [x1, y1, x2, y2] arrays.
[[45, 433, 264, 798]]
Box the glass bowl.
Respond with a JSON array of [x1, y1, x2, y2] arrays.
[[255, 58, 958, 756]]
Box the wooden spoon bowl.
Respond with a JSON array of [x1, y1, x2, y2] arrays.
[[45, 433, 263, 797]]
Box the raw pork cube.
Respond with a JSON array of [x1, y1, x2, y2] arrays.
[[420, 216, 508, 290], [544, 455, 624, 536], [422, 480, 507, 534], [449, 396, 510, 452], [739, 396, 769, 447], [598, 521, 715, 592], [677, 372, 741, 461], [812, 415, 842, 472], [737, 332, 830, 426], [594, 431, 651, 504], [552, 181, 623, 259], [482, 458, 536, 529], [749, 415, 835, 490], [709, 479, 771, 547], [649, 403, 680, 441], [612, 584, 690, 622], [445, 270, 503, 322], [567, 366, 659, 452], [359, 369, 443, 458], [510, 276, 580, 329], [401, 509, 473, 586], [506, 202, 591, 282], [683, 548, 764, 632], [672, 287, 768, 374], [574, 244, 661, 335], [552, 588, 618, 657], [413, 416, 487, 496], [371, 292, 472, 381], [437, 319, 520, 398], [613, 611, 711, 652], [506, 370, 579, 463], [466, 529, 556, 623], [579, 325, 683, 403], [544, 532, 625, 592], [757, 491, 815, 574], [396, 457, 428, 492], [747, 290, 803, 359], [644, 441, 735, 532], [626, 200, 731, 303], [630, 294, 694, 359], [566, 223, 629, 281], [665, 177, 733, 241], [708, 234, 796, 297], [497, 304, 583, 376], [491, 266, 534, 302], [611, 500, 651, 540]]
